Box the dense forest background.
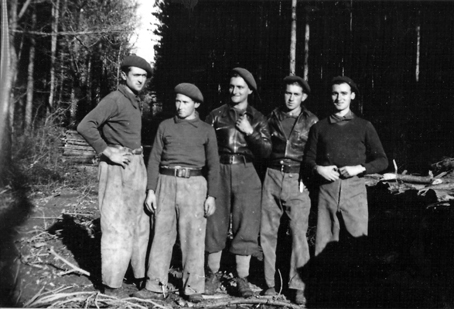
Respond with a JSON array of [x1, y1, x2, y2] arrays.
[[150, 0, 454, 174], [3, 0, 454, 175]]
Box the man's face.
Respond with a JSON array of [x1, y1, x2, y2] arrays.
[[284, 83, 307, 112], [331, 83, 355, 113], [229, 76, 252, 105], [175, 93, 200, 120], [121, 67, 148, 93]]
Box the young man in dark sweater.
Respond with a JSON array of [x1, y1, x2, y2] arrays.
[[303, 76, 388, 256], [77, 55, 152, 298], [260, 76, 318, 305], [134, 83, 220, 303]]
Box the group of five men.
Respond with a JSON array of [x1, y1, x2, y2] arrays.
[[78, 54, 388, 306]]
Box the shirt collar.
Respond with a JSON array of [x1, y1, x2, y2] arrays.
[[118, 84, 140, 109], [329, 110, 354, 123]]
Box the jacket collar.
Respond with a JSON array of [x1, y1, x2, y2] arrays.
[[273, 105, 309, 121]]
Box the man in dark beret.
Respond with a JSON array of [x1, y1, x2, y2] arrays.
[[260, 75, 318, 305], [204, 67, 272, 298], [133, 83, 220, 303], [77, 54, 153, 298], [303, 76, 388, 256]]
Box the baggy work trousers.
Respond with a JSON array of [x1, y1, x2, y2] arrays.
[[315, 176, 368, 256], [146, 175, 207, 295], [205, 162, 261, 256], [98, 154, 149, 288], [260, 168, 311, 291]]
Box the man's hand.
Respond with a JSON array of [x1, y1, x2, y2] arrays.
[[236, 114, 254, 135], [144, 190, 156, 213], [102, 146, 132, 168], [315, 165, 340, 182], [204, 196, 216, 217], [338, 165, 366, 178]]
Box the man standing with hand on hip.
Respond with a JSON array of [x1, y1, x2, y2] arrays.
[[77, 55, 152, 298]]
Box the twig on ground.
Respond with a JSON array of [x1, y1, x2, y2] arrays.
[[201, 298, 303, 308], [49, 247, 90, 277]]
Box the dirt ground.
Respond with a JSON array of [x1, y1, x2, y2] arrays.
[[1, 175, 454, 308]]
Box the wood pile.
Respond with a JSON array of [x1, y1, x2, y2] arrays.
[[366, 158, 454, 206], [61, 130, 98, 165]]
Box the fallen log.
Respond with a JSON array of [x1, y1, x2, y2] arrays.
[[382, 173, 433, 184], [201, 298, 303, 309]]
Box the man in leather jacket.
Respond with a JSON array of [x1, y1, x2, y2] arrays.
[[204, 67, 272, 298], [260, 76, 318, 305]]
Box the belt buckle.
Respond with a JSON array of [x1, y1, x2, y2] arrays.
[[175, 167, 190, 178], [229, 156, 234, 164]]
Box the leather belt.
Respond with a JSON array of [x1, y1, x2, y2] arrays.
[[159, 166, 203, 178], [219, 154, 252, 165], [111, 145, 143, 155], [270, 164, 300, 174]]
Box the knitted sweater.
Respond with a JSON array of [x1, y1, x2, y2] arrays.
[[147, 116, 220, 198], [304, 113, 388, 175]]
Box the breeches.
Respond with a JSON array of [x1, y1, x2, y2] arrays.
[[205, 162, 262, 256]]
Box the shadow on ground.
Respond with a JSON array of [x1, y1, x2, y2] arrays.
[[47, 215, 103, 289], [0, 183, 34, 307], [301, 184, 454, 308]]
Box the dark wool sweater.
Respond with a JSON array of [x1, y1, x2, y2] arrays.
[[77, 84, 142, 154], [147, 116, 220, 198], [304, 113, 388, 174]]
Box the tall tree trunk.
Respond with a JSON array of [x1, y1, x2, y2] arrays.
[[25, 7, 36, 132], [8, 0, 18, 133], [415, 12, 420, 82], [303, 13, 310, 80], [57, 0, 67, 104], [0, 0, 12, 185], [48, 0, 60, 114], [289, 0, 297, 75]]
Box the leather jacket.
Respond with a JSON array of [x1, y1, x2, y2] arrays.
[[205, 104, 272, 160], [267, 106, 318, 166]]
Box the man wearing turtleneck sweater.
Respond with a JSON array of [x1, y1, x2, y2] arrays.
[[134, 83, 219, 303], [303, 76, 388, 257]]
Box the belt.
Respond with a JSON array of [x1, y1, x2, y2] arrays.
[[270, 164, 300, 173], [219, 154, 252, 165], [111, 145, 143, 155], [159, 166, 203, 178]]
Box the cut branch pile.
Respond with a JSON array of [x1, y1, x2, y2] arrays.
[[61, 130, 97, 165], [366, 158, 454, 205]]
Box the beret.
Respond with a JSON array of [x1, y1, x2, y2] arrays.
[[174, 83, 204, 103], [231, 67, 257, 91], [331, 76, 359, 94], [120, 55, 153, 77], [283, 75, 311, 94]]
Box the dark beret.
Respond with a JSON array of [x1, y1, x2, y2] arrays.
[[174, 83, 204, 103], [283, 75, 311, 94], [231, 67, 257, 91], [120, 55, 153, 77], [331, 76, 359, 94]]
